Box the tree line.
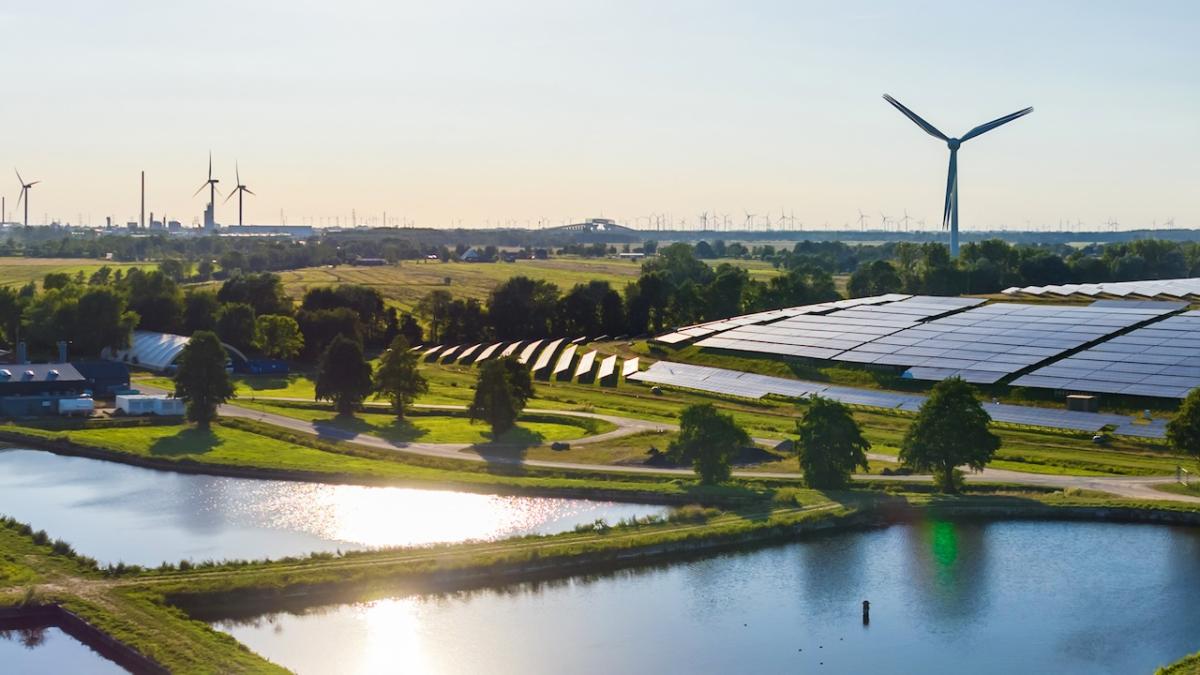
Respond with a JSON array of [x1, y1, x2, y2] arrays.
[[0, 266, 422, 365]]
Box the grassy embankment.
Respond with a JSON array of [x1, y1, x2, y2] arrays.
[[137, 357, 1190, 478], [1161, 652, 1200, 674]]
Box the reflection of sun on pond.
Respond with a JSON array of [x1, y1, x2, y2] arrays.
[[255, 483, 663, 548]]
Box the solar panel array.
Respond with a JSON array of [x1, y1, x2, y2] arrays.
[[1003, 277, 1200, 300], [1011, 311, 1200, 398], [834, 302, 1174, 384], [652, 294, 911, 345], [629, 361, 1158, 435], [695, 296, 982, 360]]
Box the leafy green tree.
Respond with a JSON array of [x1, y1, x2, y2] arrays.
[[75, 287, 139, 356], [487, 276, 560, 340], [173, 331, 235, 429], [795, 396, 870, 489], [217, 273, 293, 316], [469, 357, 534, 436], [255, 314, 304, 359], [1167, 388, 1200, 463], [182, 290, 220, 334], [315, 335, 373, 415], [373, 336, 427, 419], [667, 403, 750, 485], [899, 378, 1000, 492], [215, 302, 257, 352], [122, 268, 184, 333]]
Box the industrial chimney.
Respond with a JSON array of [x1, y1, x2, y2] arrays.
[[16, 341, 27, 365], [57, 341, 68, 363]]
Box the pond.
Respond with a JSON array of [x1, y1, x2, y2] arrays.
[[0, 618, 127, 674], [213, 520, 1200, 675], [0, 449, 669, 566]]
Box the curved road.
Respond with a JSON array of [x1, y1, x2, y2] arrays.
[[217, 400, 1200, 504]]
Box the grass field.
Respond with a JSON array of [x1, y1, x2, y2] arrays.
[[266, 256, 781, 312], [134, 358, 1189, 477], [0, 257, 147, 288]]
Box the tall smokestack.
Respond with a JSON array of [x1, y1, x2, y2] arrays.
[[16, 342, 26, 365], [140, 171, 145, 229], [57, 341, 67, 363]]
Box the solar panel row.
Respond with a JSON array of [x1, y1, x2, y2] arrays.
[[651, 293, 913, 345], [834, 302, 1175, 383], [694, 295, 983, 359], [1011, 310, 1200, 398], [1003, 277, 1200, 300], [628, 361, 1153, 435]]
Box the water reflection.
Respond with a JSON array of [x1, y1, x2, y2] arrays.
[[216, 521, 1200, 675], [0, 622, 126, 674], [0, 449, 668, 566]]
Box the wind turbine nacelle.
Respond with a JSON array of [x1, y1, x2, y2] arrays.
[[947, 138, 961, 151]]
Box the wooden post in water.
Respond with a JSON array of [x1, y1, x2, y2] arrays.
[[862, 600, 870, 625]]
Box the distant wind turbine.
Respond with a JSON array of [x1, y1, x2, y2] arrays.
[[224, 163, 255, 226], [883, 94, 1033, 256], [856, 209, 869, 231], [193, 152, 221, 221], [15, 169, 39, 227]]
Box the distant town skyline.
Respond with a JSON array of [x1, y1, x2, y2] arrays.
[[4, 1, 1198, 230]]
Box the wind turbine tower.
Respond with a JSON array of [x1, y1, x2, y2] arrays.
[[883, 94, 1033, 256], [15, 170, 39, 227], [224, 163, 255, 227]]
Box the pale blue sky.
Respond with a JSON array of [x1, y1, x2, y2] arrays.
[[4, 1, 1198, 230]]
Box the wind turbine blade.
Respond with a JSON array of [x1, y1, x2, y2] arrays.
[[882, 94, 948, 141], [236, 162, 240, 185], [244, 188, 255, 196], [960, 107, 1034, 142], [942, 151, 957, 229], [192, 184, 208, 197], [15, 188, 24, 208], [14, 169, 22, 185], [208, 152, 213, 180], [224, 190, 237, 203], [28, 181, 40, 187]]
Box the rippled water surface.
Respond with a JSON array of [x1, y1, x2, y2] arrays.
[[216, 520, 1200, 675], [0, 449, 668, 565], [0, 622, 126, 674]]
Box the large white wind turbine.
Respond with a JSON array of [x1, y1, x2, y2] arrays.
[[883, 94, 1033, 256]]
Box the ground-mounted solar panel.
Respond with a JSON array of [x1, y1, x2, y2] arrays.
[[531, 338, 564, 375], [437, 345, 461, 362], [596, 355, 618, 386], [831, 301, 1177, 384], [499, 341, 523, 359], [422, 345, 445, 361], [574, 350, 597, 380], [1004, 278, 1200, 301], [621, 357, 639, 378], [553, 344, 577, 380], [473, 342, 503, 364], [517, 339, 543, 365], [455, 343, 482, 364], [1010, 310, 1200, 399]]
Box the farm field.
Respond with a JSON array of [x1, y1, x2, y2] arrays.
[[271, 256, 782, 311], [0, 257, 146, 288]]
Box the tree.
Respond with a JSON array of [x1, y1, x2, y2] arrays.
[[469, 357, 534, 436], [182, 290, 220, 334], [667, 404, 750, 485], [255, 314, 304, 359], [296, 307, 363, 360], [217, 273, 292, 316], [315, 335, 373, 415], [899, 378, 1000, 492], [487, 276, 560, 340], [123, 268, 184, 333], [373, 336, 428, 419], [1167, 388, 1200, 463], [173, 331, 234, 429], [215, 302, 257, 352], [795, 396, 870, 489], [75, 287, 139, 356]]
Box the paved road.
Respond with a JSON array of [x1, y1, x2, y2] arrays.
[[217, 400, 1200, 504]]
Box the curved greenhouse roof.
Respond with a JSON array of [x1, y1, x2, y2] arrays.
[[104, 331, 247, 372]]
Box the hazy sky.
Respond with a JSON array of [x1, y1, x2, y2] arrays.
[[4, 1, 1198, 230]]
